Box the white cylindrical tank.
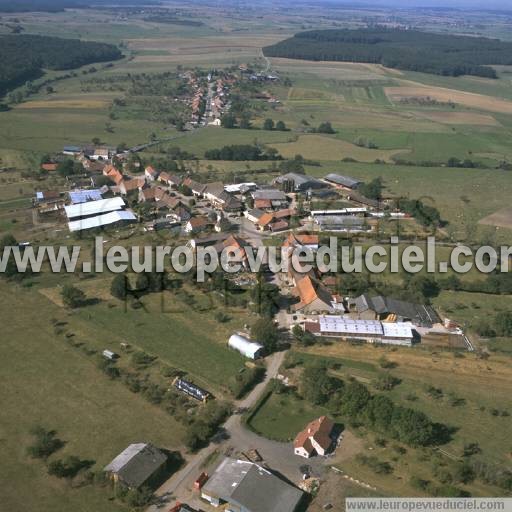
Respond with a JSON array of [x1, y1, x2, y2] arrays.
[[228, 334, 264, 359]]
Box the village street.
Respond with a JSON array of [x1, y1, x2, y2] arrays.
[[148, 350, 328, 511]]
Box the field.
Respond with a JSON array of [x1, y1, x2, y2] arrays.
[[248, 346, 512, 496], [269, 134, 407, 163], [0, 282, 186, 512], [1, 5, 512, 507], [247, 390, 328, 442], [385, 85, 512, 114], [479, 207, 512, 229]]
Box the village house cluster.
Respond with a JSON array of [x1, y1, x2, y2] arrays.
[[27, 137, 474, 512]]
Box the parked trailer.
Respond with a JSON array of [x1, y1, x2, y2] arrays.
[[173, 377, 210, 403]]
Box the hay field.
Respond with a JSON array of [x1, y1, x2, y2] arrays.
[[385, 85, 512, 114], [479, 207, 512, 229], [270, 134, 407, 162], [411, 110, 500, 126]]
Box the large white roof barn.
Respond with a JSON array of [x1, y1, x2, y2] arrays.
[[68, 210, 136, 232], [64, 196, 126, 219], [228, 334, 264, 359]]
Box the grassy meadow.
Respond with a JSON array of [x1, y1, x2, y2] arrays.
[[0, 282, 187, 512], [248, 346, 512, 496]]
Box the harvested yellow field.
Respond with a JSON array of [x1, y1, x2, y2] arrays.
[[385, 85, 512, 114], [412, 110, 500, 126], [17, 99, 110, 109], [479, 207, 512, 229], [270, 134, 406, 162]]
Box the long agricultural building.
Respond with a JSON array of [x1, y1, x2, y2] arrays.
[[304, 316, 415, 346], [64, 196, 136, 232]]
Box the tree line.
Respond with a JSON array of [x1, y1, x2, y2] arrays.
[[263, 28, 512, 78], [0, 34, 122, 95]]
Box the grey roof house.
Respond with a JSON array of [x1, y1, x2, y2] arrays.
[[201, 458, 303, 512], [273, 172, 326, 192], [104, 443, 168, 489], [324, 173, 362, 189], [354, 294, 440, 328]]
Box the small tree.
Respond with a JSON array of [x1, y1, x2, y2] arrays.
[[275, 120, 286, 131], [110, 274, 129, 300], [317, 121, 335, 134], [61, 284, 86, 308], [263, 118, 274, 131], [251, 318, 279, 353]]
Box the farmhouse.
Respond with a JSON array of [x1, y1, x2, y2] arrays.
[[201, 458, 303, 512], [257, 208, 296, 231], [294, 416, 336, 458], [354, 294, 440, 328], [103, 165, 124, 186], [104, 443, 168, 489], [119, 177, 146, 196], [182, 178, 207, 197], [283, 233, 319, 251], [144, 166, 158, 181], [159, 172, 182, 188], [324, 173, 362, 190], [184, 217, 210, 233], [273, 172, 325, 193], [244, 208, 265, 224], [251, 188, 288, 209], [292, 276, 334, 314], [228, 334, 264, 359], [91, 147, 111, 161]]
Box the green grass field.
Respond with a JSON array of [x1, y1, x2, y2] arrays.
[[0, 282, 186, 512]]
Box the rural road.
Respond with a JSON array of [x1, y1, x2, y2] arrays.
[[148, 351, 287, 511]]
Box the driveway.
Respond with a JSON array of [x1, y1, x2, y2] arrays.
[[148, 351, 292, 511]]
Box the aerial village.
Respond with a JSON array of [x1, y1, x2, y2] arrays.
[[25, 122, 476, 511]]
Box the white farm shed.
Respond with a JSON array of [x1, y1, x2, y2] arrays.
[[228, 334, 264, 359]]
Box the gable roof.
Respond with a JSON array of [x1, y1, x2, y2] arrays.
[[294, 416, 335, 454], [187, 217, 209, 229], [283, 233, 319, 248], [41, 163, 58, 172], [355, 294, 440, 327], [183, 177, 207, 194], [293, 276, 333, 310], [104, 443, 167, 488], [202, 458, 303, 512], [274, 173, 325, 189], [252, 188, 287, 201], [324, 173, 362, 189], [121, 177, 145, 192]]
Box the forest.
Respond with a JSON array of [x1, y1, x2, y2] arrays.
[[263, 28, 512, 78], [0, 34, 122, 95]]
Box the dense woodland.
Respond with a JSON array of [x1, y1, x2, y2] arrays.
[[263, 28, 512, 78], [0, 34, 122, 95]]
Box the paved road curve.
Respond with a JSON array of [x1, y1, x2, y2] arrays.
[[148, 351, 289, 511]]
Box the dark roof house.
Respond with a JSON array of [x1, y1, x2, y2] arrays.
[[324, 173, 362, 189], [354, 294, 440, 327], [104, 443, 167, 489], [201, 458, 303, 512]]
